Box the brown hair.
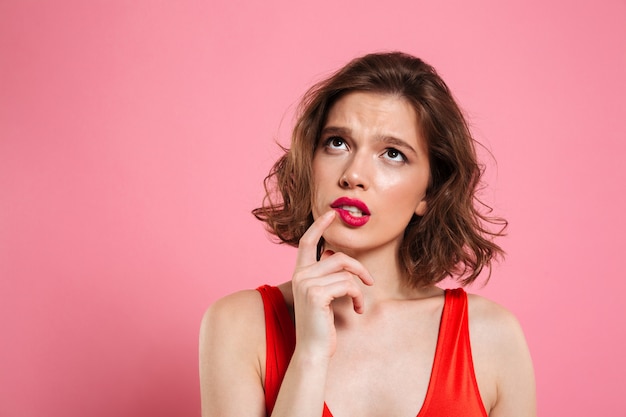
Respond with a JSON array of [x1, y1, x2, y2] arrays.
[[252, 52, 506, 287]]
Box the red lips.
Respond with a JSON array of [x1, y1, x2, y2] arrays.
[[330, 197, 370, 227]]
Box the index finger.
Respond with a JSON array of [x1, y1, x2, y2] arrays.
[[296, 210, 336, 267]]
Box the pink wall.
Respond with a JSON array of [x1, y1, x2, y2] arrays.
[[2, 0, 625, 415]]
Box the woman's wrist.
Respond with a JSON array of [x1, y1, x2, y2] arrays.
[[291, 345, 332, 371]]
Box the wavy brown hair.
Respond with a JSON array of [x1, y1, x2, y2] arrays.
[[252, 52, 506, 287]]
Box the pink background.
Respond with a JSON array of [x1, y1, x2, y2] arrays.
[[2, 0, 625, 415]]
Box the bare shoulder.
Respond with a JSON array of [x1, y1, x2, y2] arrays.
[[466, 293, 536, 417], [466, 293, 526, 341], [201, 289, 266, 333], [199, 289, 266, 367], [199, 290, 267, 417]]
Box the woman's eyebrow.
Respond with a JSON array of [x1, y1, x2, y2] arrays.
[[377, 136, 417, 155], [320, 126, 351, 136]]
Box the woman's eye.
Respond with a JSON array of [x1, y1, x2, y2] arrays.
[[384, 148, 406, 162], [325, 137, 347, 150]]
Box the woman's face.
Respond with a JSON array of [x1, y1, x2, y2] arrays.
[[311, 91, 430, 257]]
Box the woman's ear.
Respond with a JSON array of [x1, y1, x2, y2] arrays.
[[415, 199, 427, 216]]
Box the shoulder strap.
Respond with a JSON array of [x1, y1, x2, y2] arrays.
[[256, 285, 296, 415], [421, 288, 487, 416]]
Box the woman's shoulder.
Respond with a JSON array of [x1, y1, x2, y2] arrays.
[[200, 282, 293, 333], [465, 292, 530, 366], [201, 288, 266, 333], [199, 288, 268, 367], [466, 292, 524, 334], [199, 289, 268, 416], [465, 292, 536, 416]]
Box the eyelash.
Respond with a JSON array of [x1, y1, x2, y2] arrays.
[[324, 136, 347, 150], [384, 148, 407, 162], [322, 137, 407, 163]]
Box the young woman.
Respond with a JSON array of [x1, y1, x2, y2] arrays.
[[199, 52, 536, 417]]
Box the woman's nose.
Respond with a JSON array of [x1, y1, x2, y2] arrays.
[[339, 154, 369, 190]]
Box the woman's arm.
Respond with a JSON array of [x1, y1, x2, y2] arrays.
[[199, 211, 373, 416], [199, 290, 267, 417], [270, 210, 374, 417], [489, 313, 536, 417], [469, 295, 536, 417]]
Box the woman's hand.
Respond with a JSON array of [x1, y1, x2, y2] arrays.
[[291, 210, 374, 361]]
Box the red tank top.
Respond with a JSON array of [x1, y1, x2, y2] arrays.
[[257, 285, 487, 417]]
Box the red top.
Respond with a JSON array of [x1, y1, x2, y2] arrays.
[[257, 285, 488, 417]]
